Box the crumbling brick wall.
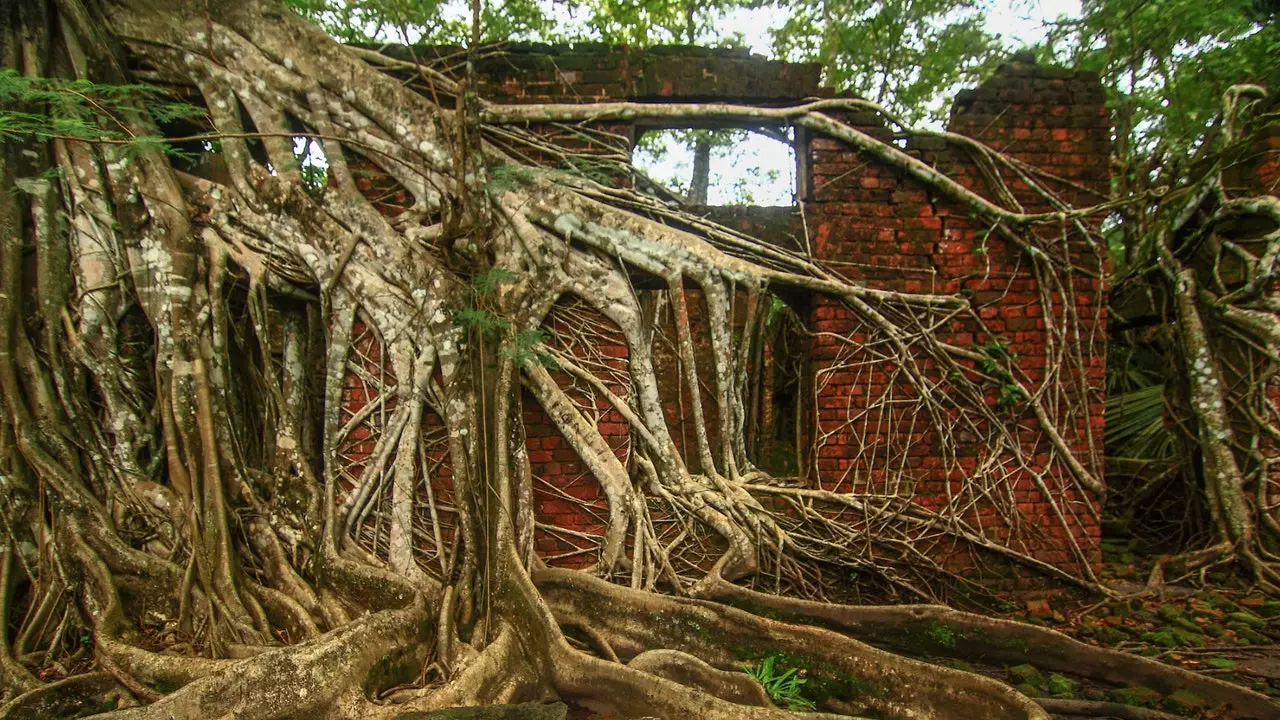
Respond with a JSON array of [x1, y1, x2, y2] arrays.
[[805, 62, 1109, 575], [341, 44, 1110, 578]]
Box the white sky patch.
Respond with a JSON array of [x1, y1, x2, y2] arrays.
[[636, 130, 797, 206]]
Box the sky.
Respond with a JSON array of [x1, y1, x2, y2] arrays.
[[636, 0, 1083, 205]]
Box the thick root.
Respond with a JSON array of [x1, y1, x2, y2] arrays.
[[702, 580, 1280, 719], [536, 568, 1050, 720], [96, 594, 429, 720], [0, 673, 136, 720], [627, 648, 773, 707]]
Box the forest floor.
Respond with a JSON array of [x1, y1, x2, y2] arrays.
[[886, 537, 1280, 718], [978, 538, 1280, 707], [564, 537, 1280, 719]]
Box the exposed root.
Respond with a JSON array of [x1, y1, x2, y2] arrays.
[[1037, 699, 1188, 720], [700, 580, 1280, 718], [627, 648, 774, 707], [0, 673, 136, 720], [537, 568, 1051, 720]]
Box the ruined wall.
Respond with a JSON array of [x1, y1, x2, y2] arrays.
[[341, 45, 1110, 579], [805, 62, 1109, 574]]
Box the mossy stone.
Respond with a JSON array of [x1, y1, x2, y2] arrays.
[[1170, 627, 1203, 648], [1047, 673, 1076, 698], [1164, 689, 1206, 715], [1172, 617, 1202, 634], [1227, 623, 1267, 644], [1093, 626, 1126, 645], [1204, 657, 1236, 670], [1259, 600, 1280, 619], [1143, 629, 1179, 648], [944, 659, 975, 673], [1008, 664, 1044, 688], [1015, 682, 1047, 699], [1228, 611, 1266, 629], [1203, 623, 1224, 638], [1158, 604, 1183, 622], [1111, 687, 1161, 707], [1204, 593, 1238, 612]]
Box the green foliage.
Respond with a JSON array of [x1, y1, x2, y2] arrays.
[[284, 0, 559, 45], [573, 0, 754, 45], [744, 653, 817, 711], [996, 383, 1026, 412], [455, 268, 556, 367], [452, 306, 510, 336], [975, 337, 1014, 376], [0, 68, 203, 156], [1104, 345, 1176, 461], [772, 0, 1003, 124], [471, 267, 519, 297], [1046, 0, 1278, 159], [1038, 1, 1279, 272], [500, 328, 557, 367]]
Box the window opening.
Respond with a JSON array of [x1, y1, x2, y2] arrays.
[[633, 127, 797, 206]]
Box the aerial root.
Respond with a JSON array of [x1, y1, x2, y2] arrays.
[[699, 580, 1280, 719]]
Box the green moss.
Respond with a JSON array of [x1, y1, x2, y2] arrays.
[[70, 696, 121, 718], [1093, 626, 1127, 645], [1014, 682, 1047, 698], [1008, 664, 1044, 688], [1204, 657, 1236, 670], [1164, 689, 1206, 715], [1170, 627, 1204, 648], [1227, 611, 1266, 629], [723, 597, 785, 622], [652, 610, 716, 642], [923, 622, 958, 649], [1047, 673, 1076, 698], [1142, 629, 1180, 648], [1172, 616, 1203, 634], [1111, 686, 1162, 707], [990, 630, 1033, 654]]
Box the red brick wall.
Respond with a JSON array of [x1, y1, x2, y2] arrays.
[[804, 62, 1108, 572], [526, 298, 631, 567], [339, 46, 1110, 576]]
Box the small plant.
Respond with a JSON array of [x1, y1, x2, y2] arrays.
[[744, 653, 816, 711], [996, 382, 1027, 411], [925, 621, 957, 649]]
